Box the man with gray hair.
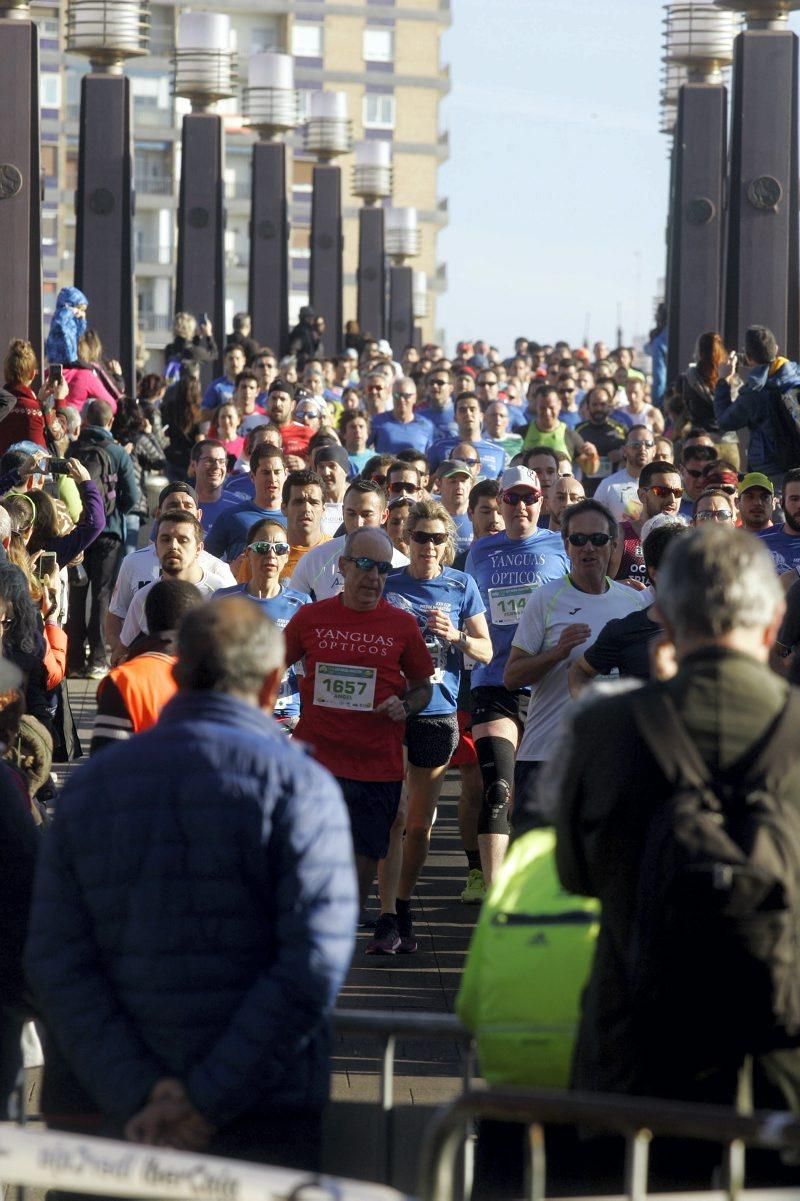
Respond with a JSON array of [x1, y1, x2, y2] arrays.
[[555, 526, 800, 1108], [26, 596, 358, 1169]]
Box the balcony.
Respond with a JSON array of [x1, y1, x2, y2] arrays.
[[138, 313, 172, 334], [135, 241, 173, 265], [136, 175, 174, 196]]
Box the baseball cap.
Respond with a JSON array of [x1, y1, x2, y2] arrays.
[[268, 377, 295, 398], [343, 347, 358, 360], [314, 444, 351, 475], [377, 339, 393, 357], [437, 459, 473, 480], [640, 513, 688, 543], [499, 466, 540, 493], [158, 481, 198, 506], [738, 471, 774, 495]]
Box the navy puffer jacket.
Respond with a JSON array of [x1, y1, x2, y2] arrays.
[[24, 691, 358, 1127]]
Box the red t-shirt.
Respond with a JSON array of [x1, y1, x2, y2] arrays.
[[283, 595, 435, 782], [615, 518, 647, 584], [279, 422, 314, 457]]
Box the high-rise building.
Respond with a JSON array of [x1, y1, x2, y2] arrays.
[[48, 0, 450, 367]]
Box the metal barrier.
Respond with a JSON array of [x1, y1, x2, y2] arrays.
[[0, 1122, 411, 1201], [416, 1087, 800, 1201], [333, 1008, 475, 1187]]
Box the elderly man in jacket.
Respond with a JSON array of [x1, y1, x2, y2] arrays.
[[25, 596, 358, 1169]]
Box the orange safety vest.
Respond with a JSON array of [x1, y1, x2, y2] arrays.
[[105, 652, 178, 733]]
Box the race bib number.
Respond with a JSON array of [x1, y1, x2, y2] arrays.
[[314, 663, 377, 710], [425, 636, 448, 684], [488, 585, 533, 626]]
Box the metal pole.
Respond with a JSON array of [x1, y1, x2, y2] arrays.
[[667, 81, 727, 382], [310, 163, 343, 355], [176, 111, 226, 378], [249, 139, 289, 356], [724, 24, 800, 359], [388, 265, 413, 360], [357, 206, 385, 340], [0, 15, 41, 367], [75, 72, 135, 395]]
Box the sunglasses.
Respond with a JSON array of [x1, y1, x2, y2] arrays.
[[389, 481, 418, 495], [395, 392, 417, 401], [502, 489, 542, 506], [296, 409, 321, 420], [567, 532, 613, 547], [342, 555, 392, 574], [410, 530, 449, 546], [645, 485, 683, 499], [248, 540, 290, 555], [695, 509, 733, 522], [628, 440, 654, 449]]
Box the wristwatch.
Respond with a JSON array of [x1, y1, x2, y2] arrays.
[[456, 630, 468, 651]]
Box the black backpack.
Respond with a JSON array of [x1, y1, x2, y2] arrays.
[[69, 440, 118, 518], [768, 386, 800, 472], [631, 689, 800, 1063]]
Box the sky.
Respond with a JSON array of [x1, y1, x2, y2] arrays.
[[437, 0, 743, 355]]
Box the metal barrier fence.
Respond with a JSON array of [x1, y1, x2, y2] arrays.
[[417, 1087, 800, 1201], [333, 1008, 475, 1187]]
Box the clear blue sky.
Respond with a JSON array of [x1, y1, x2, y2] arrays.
[[437, 3, 800, 355]]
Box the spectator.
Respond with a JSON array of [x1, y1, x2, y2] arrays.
[[288, 305, 320, 370], [161, 362, 204, 481], [26, 596, 358, 1169], [0, 340, 67, 456], [225, 312, 259, 365], [65, 398, 139, 677], [163, 312, 218, 373], [44, 286, 87, 366], [112, 397, 168, 553]]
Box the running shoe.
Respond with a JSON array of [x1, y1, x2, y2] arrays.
[[396, 909, 418, 954], [460, 868, 487, 905], [365, 913, 401, 955]]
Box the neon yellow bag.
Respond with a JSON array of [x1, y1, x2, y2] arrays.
[[456, 828, 599, 1088]]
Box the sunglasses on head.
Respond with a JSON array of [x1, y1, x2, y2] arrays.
[[248, 540, 289, 555], [342, 555, 392, 574], [410, 530, 449, 546], [502, 488, 542, 506], [646, 485, 683, 499], [389, 481, 418, 495], [567, 532, 613, 547]]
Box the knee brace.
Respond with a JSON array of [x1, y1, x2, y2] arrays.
[[475, 735, 515, 835]]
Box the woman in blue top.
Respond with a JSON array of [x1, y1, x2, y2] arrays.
[[378, 499, 492, 954], [215, 516, 310, 732]]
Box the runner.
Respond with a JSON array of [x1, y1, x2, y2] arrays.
[[283, 527, 435, 927], [465, 466, 568, 884], [379, 500, 491, 952], [216, 517, 312, 733]]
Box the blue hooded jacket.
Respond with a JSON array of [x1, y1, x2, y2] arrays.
[[45, 286, 88, 365], [714, 357, 800, 475]]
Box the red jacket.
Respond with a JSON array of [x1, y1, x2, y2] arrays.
[[0, 383, 64, 454]]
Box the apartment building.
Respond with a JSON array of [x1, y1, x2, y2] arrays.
[[46, 0, 450, 366]]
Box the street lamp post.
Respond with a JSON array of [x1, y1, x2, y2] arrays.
[[0, 1, 42, 366], [67, 0, 148, 396], [304, 92, 352, 354], [663, 2, 737, 383], [716, 0, 800, 358], [243, 51, 297, 356], [174, 11, 235, 376], [386, 207, 421, 358], [352, 140, 392, 341]]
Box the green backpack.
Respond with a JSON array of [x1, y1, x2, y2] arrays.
[[456, 828, 599, 1088]]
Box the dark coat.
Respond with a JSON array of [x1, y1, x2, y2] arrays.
[[714, 357, 800, 475], [555, 648, 800, 1103], [68, 425, 139, 541], [24, 690, 358, 1127]]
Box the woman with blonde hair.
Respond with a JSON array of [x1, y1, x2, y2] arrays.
[[369, 499, 493, 955]]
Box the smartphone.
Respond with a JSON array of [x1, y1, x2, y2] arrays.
[[199, 312, 210, 327], [38, 552, 57, 578], [48, 363, 63, 384], [49, 458, 70, 476]]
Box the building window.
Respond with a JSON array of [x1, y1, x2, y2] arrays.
[[252, 25, 279, 53], [40, 73, 61, 109], [363, 93, 395, 130], [363, 29, 393, 63], [41, 144, 58, 176], [296, 90, 313, 123], [292, 23, 322, 58]]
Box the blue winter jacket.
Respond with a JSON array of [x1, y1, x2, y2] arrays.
[[24, 691, 358, 1127], [714, 357, 800, 476]]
